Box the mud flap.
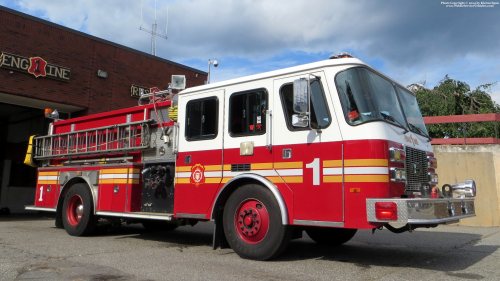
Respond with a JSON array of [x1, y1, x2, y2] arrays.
[[212, 211, 230, 250]]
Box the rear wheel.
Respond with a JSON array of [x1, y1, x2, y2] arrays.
[[62, 183, 96, 236], [305, 227, 357, 246], [223, 184, 291, 260], [142, 220, 178, 231]]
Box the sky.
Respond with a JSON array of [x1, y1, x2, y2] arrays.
[[2, 0, 499, 102]]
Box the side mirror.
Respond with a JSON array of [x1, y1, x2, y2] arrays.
[[292, 114, 309, 127], [293, 78, 309, 114]]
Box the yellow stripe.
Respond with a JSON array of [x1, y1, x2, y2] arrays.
[[128, 179, 140, 184], [101, 169, 115, 174], [176, 166, 191, 172], [130, 168, 141, 174], [39, 171, 58, 176], [114, 168, 129, 174], [345, 175, 389, 182], [222, 177, 231, 183], [223, 164, 231, 171], [345, 159, 388, 167], [323, 175, 343, 182], [205, 178, 221, 184], [274, 162, 302, 169], [175, 178, 190, 184], [113, 179, 128, 184], [100, 179, 113, 184], [266, 177, 282, 183], [252, 163, 273, 170], [204, 165, 222, 171], [38, 180, 58, 184], [323, 160, 342, 168], [281, 176, 303, 183]]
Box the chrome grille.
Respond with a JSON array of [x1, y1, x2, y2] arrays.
[[405, 147, 428, 191]]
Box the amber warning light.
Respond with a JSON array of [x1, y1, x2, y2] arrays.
[[44, 108, 60, 120]]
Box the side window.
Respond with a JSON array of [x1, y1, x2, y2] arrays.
[[185, 97, 218, 141], [279, 79, 331, 130], [229, 89, 267, 136]]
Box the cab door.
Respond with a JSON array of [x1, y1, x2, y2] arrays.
[[174, 90, 225, 216], [223, 87, 274, 183], [273, 71, 344, 224]]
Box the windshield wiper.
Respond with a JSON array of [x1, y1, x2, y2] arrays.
[[380, 112, 408, 134], [408, 123, 432, 142]]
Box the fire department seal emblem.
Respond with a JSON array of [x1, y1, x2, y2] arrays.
[[28, 57, 47, 78], [190, 164, 205, 187]]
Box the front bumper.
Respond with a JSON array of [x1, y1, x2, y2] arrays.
[[367, 198, 475, 224]]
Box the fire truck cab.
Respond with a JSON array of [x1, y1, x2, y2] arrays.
[[26, 54, 477, 260]]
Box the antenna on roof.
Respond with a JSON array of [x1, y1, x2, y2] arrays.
[[140, 0, 168, 56]]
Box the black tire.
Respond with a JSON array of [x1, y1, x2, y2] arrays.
[[62, 183, 96, 236], [305, 227, 357, 246], [142, 220, 178, 231], [223, 184, 292, 260]]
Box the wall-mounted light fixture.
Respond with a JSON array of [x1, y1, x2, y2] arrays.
[[97, 70, 108, 78]]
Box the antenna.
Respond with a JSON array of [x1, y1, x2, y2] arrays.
[[140, 0, 168, 56]]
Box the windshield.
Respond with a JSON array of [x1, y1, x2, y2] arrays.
[[335, 67, 407, 128], [396, 86, 428, 135]]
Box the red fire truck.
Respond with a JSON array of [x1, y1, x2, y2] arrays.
[[25, 54, 477, 260]]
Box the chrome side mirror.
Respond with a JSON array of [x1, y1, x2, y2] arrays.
[[293, 78, 309, 114]]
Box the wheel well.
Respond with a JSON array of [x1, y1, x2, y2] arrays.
[[55, 177, 92, 227], [211, 178, 262, 219]]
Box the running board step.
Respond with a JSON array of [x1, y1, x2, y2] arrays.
[[95, 211, 173, 221]]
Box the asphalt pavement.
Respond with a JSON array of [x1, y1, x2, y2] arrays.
[[0, 213, 499, 281]]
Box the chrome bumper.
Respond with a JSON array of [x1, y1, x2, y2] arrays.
[[366, 198, 476, 224]]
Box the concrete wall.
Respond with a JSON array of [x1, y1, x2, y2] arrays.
[[434, 145, 500, 226]]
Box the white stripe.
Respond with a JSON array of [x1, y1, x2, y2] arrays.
[[129, 174, 140, 179], [345, 167, 388, 175], [100, 174, 129, 179], [323, 168, 342, 176], [38, 176, 58, 181], [224, 170, 278, 177], [276, 169, 303, 176], [177, 171, 223, 178]]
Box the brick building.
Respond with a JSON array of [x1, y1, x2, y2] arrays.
[[0, 6, 207, 212]]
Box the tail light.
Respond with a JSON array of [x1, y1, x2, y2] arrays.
[[375, 202, 398, 220]]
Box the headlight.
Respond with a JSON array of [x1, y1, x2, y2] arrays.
[[427, 156, 438, 169], [428, 172, 438, 185], [390, 148, 406, 163], [390, 167, 406, 182]]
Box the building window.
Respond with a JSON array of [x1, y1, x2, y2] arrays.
[[279, 80, 331, 130], [185, 97, 218, 141], [229, 89, 267, 136]]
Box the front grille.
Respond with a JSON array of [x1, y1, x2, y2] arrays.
[[405, 147, 428, 191]]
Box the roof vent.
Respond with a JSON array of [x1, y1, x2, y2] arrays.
[[329, 52, 354, 59]]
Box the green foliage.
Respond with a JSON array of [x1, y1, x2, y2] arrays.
[[409, 76, 499, 138]]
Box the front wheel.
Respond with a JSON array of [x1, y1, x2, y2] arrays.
[[62, 183, 96, 236], [305, 227, 357, 246], [223, 184, 291, 260]]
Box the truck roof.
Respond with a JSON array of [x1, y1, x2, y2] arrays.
[[179, 58, 369, 95]]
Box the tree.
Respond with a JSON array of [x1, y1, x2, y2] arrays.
[[408, 76, 499, 138]]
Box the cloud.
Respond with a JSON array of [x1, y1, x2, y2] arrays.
[[3, 0, 499, 100]]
